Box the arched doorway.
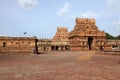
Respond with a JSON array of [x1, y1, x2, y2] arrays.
[[44, 47, 46, 51], [65, 45, 70, 51], [61, 46, 64, 51], [56, 46, 58, 50], [3, 42, 7, 48], [88, 37, 93, 50], [51, 46, 54, 51]]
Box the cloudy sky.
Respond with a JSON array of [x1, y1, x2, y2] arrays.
[[0, 0, 120, 38]]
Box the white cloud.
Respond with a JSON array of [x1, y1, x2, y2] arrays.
[[18, 0, 38, 11], [110, 17, 120, 36], [113, 19, 120, 30], [106, 0, 119, 4], [70, 15, 76, 19], [106, 0, 120, 31], [69, 11, 112, 21], [78, 11, 104, 19], [106, 0, 120, 11], [57, 3, 71, 16]]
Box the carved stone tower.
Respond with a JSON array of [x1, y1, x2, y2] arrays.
[[53, 27, 68, 41], [68, 17, 106, 51]]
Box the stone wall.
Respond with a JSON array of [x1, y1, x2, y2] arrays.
[[37, 39, 70, 52], [0, 18, 120, 54], [104, 40, 120, 50], [37, 39, 52, 52], [68, 17, 106, 51], [0, 36, 36, 54]]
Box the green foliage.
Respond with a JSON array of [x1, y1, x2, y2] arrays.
[[115, 35, 120, 39], [105, 33, 114, 39], [105, 33, 120, 40]]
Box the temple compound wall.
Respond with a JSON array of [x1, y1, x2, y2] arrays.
[[37, 27, 70, 52], [68, 17, 106, 51], [104, 40, 120, 50], [52, 27, 70, 51], [37, 39, 52, 52], [0, 17, 120, 54], [0, 36, 36, 53]]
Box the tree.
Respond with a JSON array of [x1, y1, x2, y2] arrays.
[[105, 33, 114, 39], [115, 35, 120, 39], [106, 33, 120, 40]]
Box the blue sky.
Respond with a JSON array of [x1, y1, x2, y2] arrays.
[[0, 0, 120, 38]]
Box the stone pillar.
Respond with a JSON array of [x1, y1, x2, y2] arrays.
[[54, 46, 56, 51], [61, 46, 63, 51], [58, 46, 61, 51], [63, 46, 66, 51], [47, 46, 51, 51]]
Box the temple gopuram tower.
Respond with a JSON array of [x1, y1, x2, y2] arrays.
[[52, 27, 70, 51], [53, 27, 68, 41], [68, 17, 106, 51]]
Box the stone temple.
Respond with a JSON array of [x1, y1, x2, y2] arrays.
[[0, 17, 120, 53], [68, 17, 106, 51]]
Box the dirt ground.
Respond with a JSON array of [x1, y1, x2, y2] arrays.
[[0, 51, 120, 80]]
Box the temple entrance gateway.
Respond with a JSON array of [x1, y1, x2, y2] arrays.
[[51, 46, 54, 50], [56, 46, 58, 50], [3, 42, 7, 47], [68, 18, 106, 51], [88, 37, 93, 50]]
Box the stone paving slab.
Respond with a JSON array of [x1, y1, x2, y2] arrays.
[[0, 51, 120, 80]]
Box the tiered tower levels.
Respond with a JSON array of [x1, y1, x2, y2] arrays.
[[53, 27, 68, 41], [69, 17, 106, 38]]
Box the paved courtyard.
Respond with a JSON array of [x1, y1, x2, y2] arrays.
[[0, 51, 120, 80]]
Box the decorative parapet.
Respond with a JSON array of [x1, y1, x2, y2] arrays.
[[76, 17, 96, 24], [68, 17, 106, 39]]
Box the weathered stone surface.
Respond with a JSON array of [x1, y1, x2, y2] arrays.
[[68, 17, 106, 51], [53, 27, 68, 41], [0, 37, 36, 54], [0, 51, 120, 80], [0, 17, 120, 53]]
